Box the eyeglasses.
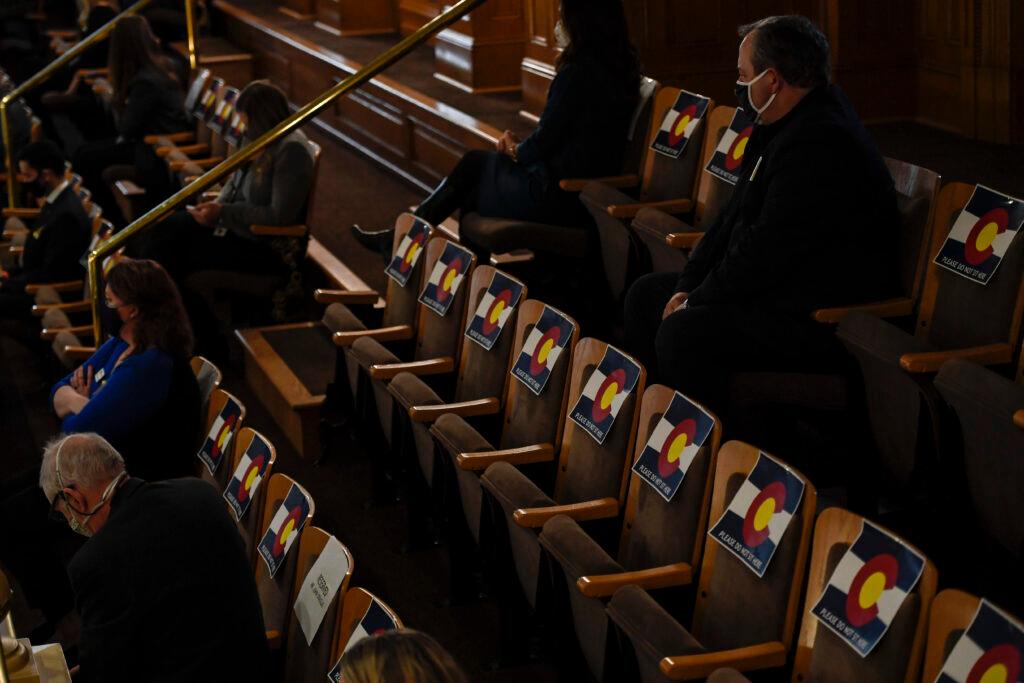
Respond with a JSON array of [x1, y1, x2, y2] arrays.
[[104, 298, 126, 309]]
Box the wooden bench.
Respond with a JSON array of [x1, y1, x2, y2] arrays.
[[236, 237, 380, 458]]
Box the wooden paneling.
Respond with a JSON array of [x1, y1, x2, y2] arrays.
[[434, 0, 528, 93], [399, 0, 440, 37], [520, 0, 558, 119], [279, 0, 315, 20], [314, 0, 396, 36]]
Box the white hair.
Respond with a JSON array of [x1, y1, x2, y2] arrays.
[[39, 433, 126, 503]]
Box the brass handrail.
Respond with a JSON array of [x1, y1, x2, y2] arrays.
[[87, 0, 487, 340], [0, 0, 199, 207]]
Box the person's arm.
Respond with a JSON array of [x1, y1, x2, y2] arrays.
[[218, 142, 314, 233], [26, 214, 87, 284], [68, 554, 132, 683], [60, 349, 172, 443], [116, 77, 163, 142], [50, 339, 118, 416], [686, 142, 842, 307], [673, 211, 727, 294], [514, 64, 586, 167]]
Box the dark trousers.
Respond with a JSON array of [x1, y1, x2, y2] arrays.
[[0, 290, 32, 320], [623, 272, 847, 417], [72, 140, 170, 227]]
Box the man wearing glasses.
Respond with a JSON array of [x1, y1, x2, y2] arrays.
[[38, 433, 269, 682]]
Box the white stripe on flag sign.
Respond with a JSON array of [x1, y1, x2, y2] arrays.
[[938, 635, 985, 681], [578, 367, 629, 417], [826, 551, 909, 626], [946, 206, 1018, 255], [714, 127, 738, 156]]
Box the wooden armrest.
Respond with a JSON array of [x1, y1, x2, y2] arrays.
[[32, 300, 90, 317], [157, 142, 208, 158], [250, 224, 307, 237], [455, 443, 554, 471], [9, 246, 24, 255], [332, 325, 413, 347], [25, 280, 83, 295], [409, 397, 500, 423], [145, 131, 195, 145], [61, 345, 96, 360], [490, 249, 535, 267], [1014, 409, 1024, 430], [314, 288, 380, 305], [114, 180, 145, 197], [74, 67, 109, 79], [2, 208, 40, 219], [200, 191, 221, 202], [576, 562, 693, 598], [369, 357, 454, 381], [170, 156, 222, 172], [660, 641, 787, 680], [607, 198, 693, 220], [899, 343, 1012, 374], [41, 324, 93, 341], [812, 297, 915, 324], [183, 175, 200, 185], [665, 232, 702, 249], [45, 29, 78, 38], [513, 497, 619, 529], [559, 173, 640, 192], [265, 629, 282, 650]]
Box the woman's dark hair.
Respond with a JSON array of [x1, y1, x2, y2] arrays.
[[556, 0, 640, 94], [235, 80, 291, 139], [339, 630, 469, 683], [106, 258, 194, 358], [107, 15, 178, 109]]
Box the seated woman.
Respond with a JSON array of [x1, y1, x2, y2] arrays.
[[51, 258, 201, 481], [137, 80, 314, 330], [353, 0, 640, 259], [69, 14, 189, 222]]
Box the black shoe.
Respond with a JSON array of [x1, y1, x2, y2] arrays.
[[351, 224, 394, 261]]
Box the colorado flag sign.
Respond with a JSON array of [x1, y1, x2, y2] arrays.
[[811, 520, 925, 657], [418, 240, 473, 317], [510, 306, 575, 396], [328, 599, 399, 682], [569, 345, 642, 445], [709, 453, 805, 577], [651, 90, 710, 159], [934, 184, 1024, 284], [223, 434, 272, 521], [257, 483, 311, 578], [465, 271, 525, 350], [197, 398, 242, 475], [631, 391, 715, 502], [935, 599, 1023, 683], [705, 107, 755, 185], [385, 217, 432, 287]]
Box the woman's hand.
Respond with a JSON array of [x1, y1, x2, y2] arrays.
[[497, 130, 521, 159], [188, 202, 223, 228], [53, 385, 89, 418], [662, 292, 689, 320], [69, 365, 94, 398]]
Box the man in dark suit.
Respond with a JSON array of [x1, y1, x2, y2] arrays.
[[0, 140, 91, 320], [39, 433, 269, 682], [623, 15, 900, 415]]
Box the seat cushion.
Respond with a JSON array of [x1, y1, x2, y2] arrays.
[[431, 413, 496, 540], [387, 371, 443, 412], [460, 212, 587, 259], [580, 181, 635, 214], [707, 669, 751, 683], [42, 307, 72, 330], [322, 302, 366, 334], [607, 584, 706, 683], [33, 286, 63, 306], [52, 330, 83, 369], [836, 312, 934, 364], [349, 336, 400, 372]]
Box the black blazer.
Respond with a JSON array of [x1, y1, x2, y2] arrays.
[[676, 85, 900, 317], [115, 65, 189, 142], [4, 184, 90, 293], [68, 478, 270, 683]]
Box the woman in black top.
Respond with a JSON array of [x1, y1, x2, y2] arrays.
[[354, 0, 640, 257], [71, 15, 189, 223]]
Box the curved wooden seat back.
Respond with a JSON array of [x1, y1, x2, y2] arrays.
[[639, 86, 713, 204], [792, 507, 936, 683], [621, 76, 661, 178], [382, 212, 438, 330], [254, 473, 316, 637], [618, 384, 722, 574], [198, 388, 246, 488], [329, 587, 403, 664], [883, 157, 941, 307], [694, 105, 739, 229], [412, 237, 477, 362], [284, 527, 354, 683], [225, 427, 278, 564], [693, 442, 816, 656], [498, 299, 579, 453], [552, 338, 646, 509], [920, 589, 983, 683], [190, 355, 223, 424]]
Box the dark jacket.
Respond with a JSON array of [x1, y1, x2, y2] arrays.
[[4, 183, 90, 293], [51, 337, 201, 481], [68, 477, 270, 683], [676, 85, 900, 316], [115, 64, 189, 142], [516, 57, 638, 191]]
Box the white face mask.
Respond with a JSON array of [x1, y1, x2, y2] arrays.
[[553, 20, 570, 50], [735, 69, 777, 123]]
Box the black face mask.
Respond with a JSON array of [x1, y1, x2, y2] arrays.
[[99, 304, 123, 338], [27, 176, 47, 198]]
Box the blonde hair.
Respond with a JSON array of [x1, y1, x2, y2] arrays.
[[339, 630, 468, 683]]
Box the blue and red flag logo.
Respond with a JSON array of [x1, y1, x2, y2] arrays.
[[257, 483, 311, 578], [936, 599, 1024, 683], [197, 399, 242, 475], [465, 271, 525, 351], [651, 90, 710, 160], [705, 107, 755, 185], [568, 345, 642, 444], [223, 435, 272, 521], [418, 240, 474, 317], [510, 306, 575, 396], [328, 599, 398, 681], [385, 218, 433, 287], [631, 391, 715, 502], [935, 184, 1024, 285]]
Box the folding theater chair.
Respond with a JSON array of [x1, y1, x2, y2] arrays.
[[580, 87, 715, 304], [478, 339, 645, 658], [836, 181, 1024, 499], [253, 473, 316, 647], [605, 441, 817, 682], [933, 358, 1024, 608], [327, 587, 402, 669], [145, 68, 214, 156], [790, 507, 937, 683], [538, 384, 722, 681], [222, 428, 278, 563], [166, 83, 238, 181], [197, 388, 246, 489], [388, 267, 526, 539], [283, 527, 355, 683], [190, 355, 223, 423]]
